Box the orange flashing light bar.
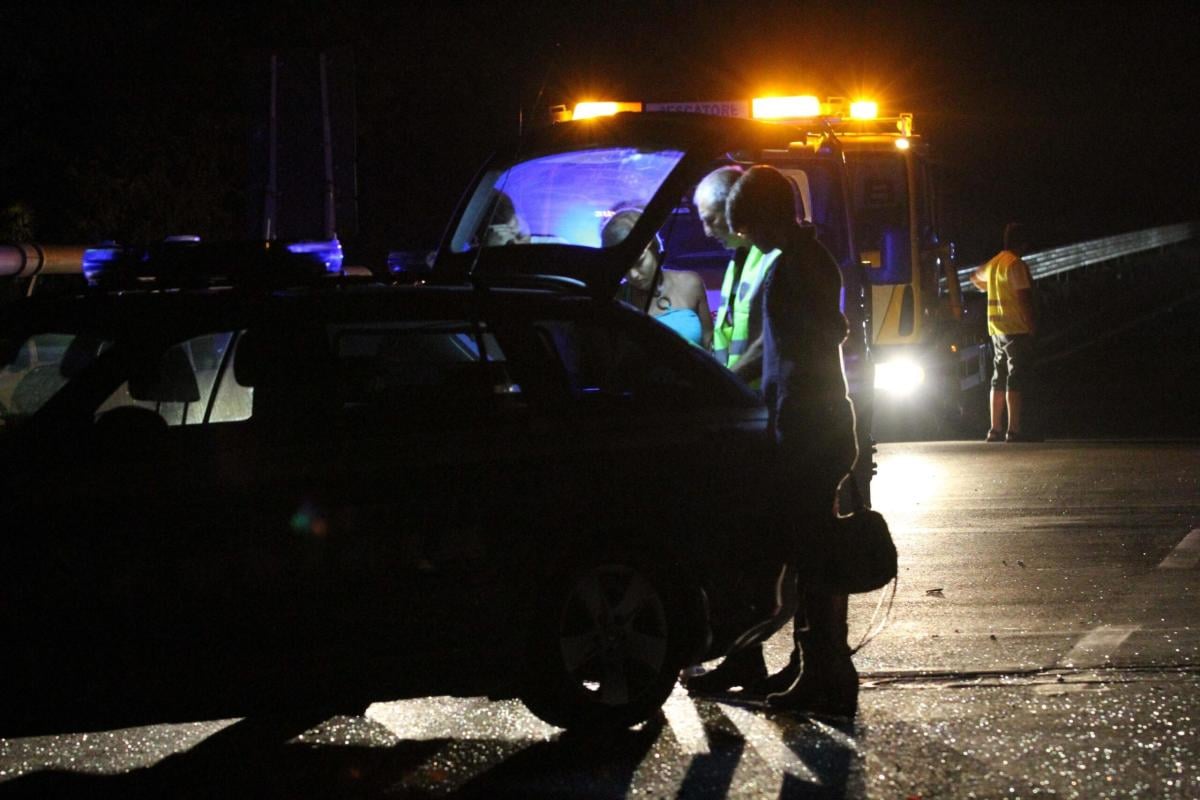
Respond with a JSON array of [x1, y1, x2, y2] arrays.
[[849, 100, 878, 120], [571, 101, 643, 120], [751, 95, 821, 120], [552, 96, 914, 134]]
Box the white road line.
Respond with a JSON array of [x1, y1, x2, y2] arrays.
[[719, 702, 821, 786], [661, 686, 710, 755], [1058, 624, 1139, 668], [1158, 528, 1200, 570]]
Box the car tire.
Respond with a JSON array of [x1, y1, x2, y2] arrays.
[[520, 549, 692, 731]]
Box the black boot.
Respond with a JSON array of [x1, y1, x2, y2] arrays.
[[766, 592, 858, 717], [756, 647, 801, 696], [684, 644, 768, 695], [765, 648, 857, 717]]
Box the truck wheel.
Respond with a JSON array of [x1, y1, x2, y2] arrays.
[[520, 554, 690, 731]]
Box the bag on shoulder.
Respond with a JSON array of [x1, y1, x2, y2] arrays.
[[806, 474, 897, 594]]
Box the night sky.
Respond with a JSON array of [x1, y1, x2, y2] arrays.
[[3, 1, 1198, 266]]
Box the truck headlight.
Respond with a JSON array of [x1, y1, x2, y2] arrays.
[[874, 358, 926, 397]]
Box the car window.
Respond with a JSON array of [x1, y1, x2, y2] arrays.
[[209, 333, 255, 422], [0, 332, 112, 432], [332, 322, 523, 422], [533, 316, 700, 410], [97, 331, 250, 426], [452, 147, 686, 251]]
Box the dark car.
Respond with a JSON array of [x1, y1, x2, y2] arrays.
[[1, 277, 786, 734], [2, 112, 853, 734]]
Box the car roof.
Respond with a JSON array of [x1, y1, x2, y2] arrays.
[[2, 282, 600, 345]]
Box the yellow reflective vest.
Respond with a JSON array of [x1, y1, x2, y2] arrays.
[[712, 246, 778, 383], [980, 250, 1034, 335]]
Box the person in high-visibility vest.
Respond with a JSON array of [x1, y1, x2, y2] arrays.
[[693, 166, 780, 386], [683, 166, 801, 701], [971, 223, 1038, 442]]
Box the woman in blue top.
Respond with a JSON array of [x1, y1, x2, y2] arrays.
[[602, 210, 713, 351]]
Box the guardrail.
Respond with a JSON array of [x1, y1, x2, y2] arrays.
[[957, 221, 1200, 292]]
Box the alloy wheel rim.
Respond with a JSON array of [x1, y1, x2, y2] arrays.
[[557, 564, 669, 706]]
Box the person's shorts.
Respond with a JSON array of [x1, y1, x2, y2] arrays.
[[991, 333, 1034, 391]]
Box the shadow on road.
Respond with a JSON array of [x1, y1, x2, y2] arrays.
[[0, 711, 438, 799], [1, 701, 875, 799]]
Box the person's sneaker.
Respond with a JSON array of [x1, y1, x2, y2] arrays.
[[985, 429, 1003, 442]]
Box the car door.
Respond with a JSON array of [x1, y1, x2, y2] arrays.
[[83, 330, 258, 702], [508, 302, 777, 585], [202, 313, 543, 699], [482, 300, 784, 688], [2, 326, 258, 714]]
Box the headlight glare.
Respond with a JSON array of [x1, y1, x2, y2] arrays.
[[874, 358, 926, 397]]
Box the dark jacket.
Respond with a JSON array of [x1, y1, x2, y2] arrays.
[[761, 224, 857, 546], [761, 224, 851, 424]]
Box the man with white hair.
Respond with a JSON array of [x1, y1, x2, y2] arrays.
[[693, 166, 780, 387], [683, 166, 795, 699]]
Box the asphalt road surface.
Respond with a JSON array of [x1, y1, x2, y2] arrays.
[[2, 439, 1196, 799]]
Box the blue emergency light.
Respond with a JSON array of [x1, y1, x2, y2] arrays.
[[79, 237, 348, 288], [81, 243, 125, 286], [285, 239, 345, 273], [387, 249, 433, 281]]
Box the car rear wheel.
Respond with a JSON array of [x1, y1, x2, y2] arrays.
[[520, 553, 691, 731]]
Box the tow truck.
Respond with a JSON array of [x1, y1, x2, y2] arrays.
[[546, 97, 881, 495], [810, 99, 986, 438], [553, 96, 988, 442]]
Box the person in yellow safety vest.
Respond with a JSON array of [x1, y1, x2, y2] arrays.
[[683, 166, 803, 701], [971, 222, 1038, 442], [693, 166, 780, 387]]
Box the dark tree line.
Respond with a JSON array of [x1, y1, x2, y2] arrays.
[[3, 2, 1196, 265]]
